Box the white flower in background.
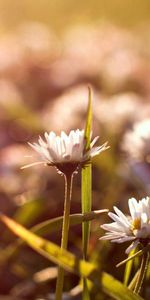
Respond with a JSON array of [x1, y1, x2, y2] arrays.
[[23, 129, 109, 174], [122, 119, 150, 162], [100, 197, 150, 254]]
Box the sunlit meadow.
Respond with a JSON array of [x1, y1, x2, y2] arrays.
[[0, 1, 150, 299]]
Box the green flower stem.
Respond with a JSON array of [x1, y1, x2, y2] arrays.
[[55, 172, 73, 300], [134, 251, 149, 295]]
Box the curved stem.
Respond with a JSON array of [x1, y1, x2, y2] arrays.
[[55, 173, 73, 300], [134, 251, 149, 295]]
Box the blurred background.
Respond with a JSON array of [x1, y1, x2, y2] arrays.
[[0, 0, 150, 299]]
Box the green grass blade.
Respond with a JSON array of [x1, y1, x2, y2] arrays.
[[84, 86, 92, 151], [82, 166, 92, 258], [0, 210, 107, 266], [124, 248, 136, 286], [32, 209, 107, 237], [0, 214, 143, 300], [101, 272, 143, 300], [116, 245, 150, 268], [82, 84, 92, 253], [82, 87, 92, 299], [14, 198, 44, 226], [82, 278, 90, 300]]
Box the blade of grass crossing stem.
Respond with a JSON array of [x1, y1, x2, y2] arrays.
[[0, 210, 108, 266], [0, 214, 143, 300], [82, 87, 92, 299], [124, 248, 136, 286]]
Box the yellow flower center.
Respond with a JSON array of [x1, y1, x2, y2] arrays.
[[132, 218, 141, 231]]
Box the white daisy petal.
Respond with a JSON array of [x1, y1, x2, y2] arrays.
[[90, 136, 99, 148], [112, 236, 135, 243], [128, 198, 139, 220], [113, 206, 130, 227], [101, 222, 126, 233], [100, 233, 123, 240], [125, 240, 139, 254], [38, 136, 47, 148], [108, 212, 129, 229]]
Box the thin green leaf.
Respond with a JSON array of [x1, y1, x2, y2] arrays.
[[124, 248, 136, 286], [82, 166, 92, 258], [14, 198, 44, 226], [32, 209, 107, 237], [82, 87, 92, 254], [82, 87, 92, 299], [116, 245, 150, 268], [0, 214, 143, 300], [84, 86, 92, 151], [101, 272, 143, 300], [83, 278, 90, 300], [128, 270, 140, 291], [0, 210, 107, 266]]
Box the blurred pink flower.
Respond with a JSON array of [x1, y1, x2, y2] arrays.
[[122, 119, 150, 162]]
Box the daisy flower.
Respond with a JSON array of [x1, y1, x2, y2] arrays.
[[100, 197, 150, 254], [23, 129, 109, 175], [122, 118, 150, 163]]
